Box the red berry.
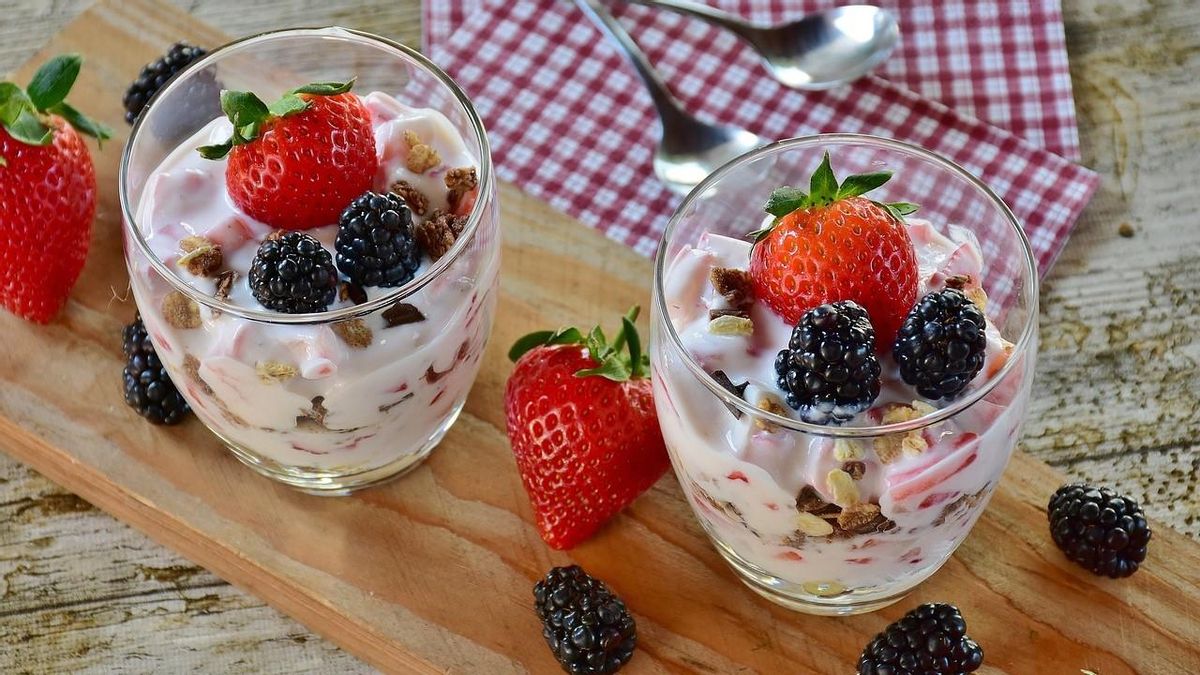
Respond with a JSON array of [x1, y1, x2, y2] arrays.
[[504, 317, 669, 550], [226, 92, 377, 230], [750, 196, 918, 348], [0, 118, 96, 323]]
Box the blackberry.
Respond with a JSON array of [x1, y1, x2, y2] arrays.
[[122, 42, 211, 125], [1048, 483, 1151, 578], [893, 289, 988, 400], [248, 232, 338, 313], [534, 566, 637, 674], [774, 301, 881, 424], [857, 603, 983, 675], [122, 316, 190, 425], [334, 191, 422, 287]]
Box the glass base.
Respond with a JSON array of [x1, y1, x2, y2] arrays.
[[711, 536, 929, 616], [215, 401, 465, 496]]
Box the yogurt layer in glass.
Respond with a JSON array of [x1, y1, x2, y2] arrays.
[[650, 136, 1037, 614]]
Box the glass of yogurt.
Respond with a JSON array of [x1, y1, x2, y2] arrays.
[[650, 135, 1037, 614], [120, 28, 499, 494]]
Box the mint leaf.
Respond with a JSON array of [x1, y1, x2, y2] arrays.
[[268, 93, 309, 118], [26, 54, 81, 111], [5, 108, 52, 145], [808, 151, 839, 206], [836, 171, 891, 200], [48, 101, 112, 144], [575, 358, 632, 382], [763, 186, 808, 217], [291, 79, 355, 96], [196, 140, 233, 160]]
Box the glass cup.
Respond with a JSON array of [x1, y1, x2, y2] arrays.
[[120, 28, 499, 494], [650, 135, 1037, 614]]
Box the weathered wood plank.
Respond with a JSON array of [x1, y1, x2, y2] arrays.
[[0, 0, 1197, 672]]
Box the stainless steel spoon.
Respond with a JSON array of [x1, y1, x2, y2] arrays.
[[629, 1, 899, 90], [574, 0, 770, 196]]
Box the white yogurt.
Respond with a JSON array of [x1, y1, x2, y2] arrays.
[[653, 221, 1031, 590], [128, 92, 499, 475]]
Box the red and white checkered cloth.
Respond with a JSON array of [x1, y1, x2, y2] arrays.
[[423, 0, 1098, 273]]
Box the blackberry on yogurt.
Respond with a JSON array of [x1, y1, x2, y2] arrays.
[[774, 300, 881, 424], [894, 288, 988, 400], [335, 191, 422, 287], [248, 231, 338, 313]]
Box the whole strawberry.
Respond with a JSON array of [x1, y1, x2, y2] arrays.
[[748, 152, 919, 348], [505, 308, 669, 550], [198, 79, 377, 230], [0, 54, 111, 323]]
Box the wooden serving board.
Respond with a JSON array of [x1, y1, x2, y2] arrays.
[[1, 1, 1197, 672]]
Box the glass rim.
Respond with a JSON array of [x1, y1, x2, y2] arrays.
[[651, 133, 1039, 438], [118, 26, 493, 325]]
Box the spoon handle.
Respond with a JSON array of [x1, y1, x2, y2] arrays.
[[572, 0, 690, 124], [625, 0, 752, 35]]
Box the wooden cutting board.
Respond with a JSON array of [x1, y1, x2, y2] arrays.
[[1, 0, 1197, 672]]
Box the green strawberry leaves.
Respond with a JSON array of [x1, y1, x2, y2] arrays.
[[753, 151, 919, 241], [508, 306, 650, 382], [197, 78, 356, 160], [0, 54, 112, 159]]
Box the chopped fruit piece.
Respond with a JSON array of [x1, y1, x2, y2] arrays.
[[0, 54, 110, 323], [1048, 483, 1150, 578], [773, 301, 881, 424], [122, 42, 211, 125], [749, 153, 919, 347], [414, 209, 467, 260], [248, 231, 337, 313], [199, 79, 377, 230], [504, 308, 668, 549], [335, 191, 422, 287], [123, 316, 190, 425], [444, 166, 478, 209], [857, 603, 983, 674], [894, 288, 988, 399], [533, 566, 637, 674]]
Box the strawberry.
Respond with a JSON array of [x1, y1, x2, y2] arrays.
[[504, 308, 670, 550], [0, 54, 111, 323], [198, 80, 377, 230], [748, 152, 919, 348]]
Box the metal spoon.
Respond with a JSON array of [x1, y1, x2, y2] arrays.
[[629, 1, 899, 90], [574, 0, 770, 196]]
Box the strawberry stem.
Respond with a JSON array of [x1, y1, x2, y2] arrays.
[[197, 78, 356, 160], [0, 53, 112, 156], [507, 307, 650, 382]]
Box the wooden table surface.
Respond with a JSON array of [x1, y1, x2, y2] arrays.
[[1, 0, 1196, 672]]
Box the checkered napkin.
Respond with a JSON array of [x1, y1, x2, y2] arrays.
[[423, 0, 1098, 273]]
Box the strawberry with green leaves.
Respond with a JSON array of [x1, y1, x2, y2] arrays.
[[198, 79, 377, 231], [749, 152, 919, 348], [504, 308, 669, 550], [0, 54, 111, 323]]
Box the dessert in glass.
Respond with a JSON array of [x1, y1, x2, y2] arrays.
[[650, 135, 1037, 614], [120, 28, 498, 494]]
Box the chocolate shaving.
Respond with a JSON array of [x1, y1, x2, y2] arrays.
[[843, 461, 867, 480], [339, 282, 368, 306], [331, 319, 373, 349], [389, 180, 429, 216], [709, 308, 751, 320], [214, 270, 237, 302], [424, 363, 451, 384], [795, 486, 830, 513], [837, 503, 882, 531], [414, 210, 467, 260], [382, 302, 426, 328], [944, 274, 973, 290], [709, 267, 755, 313], [296, 396, 329, 430], [379, 392, 415, 413], [711, 369, 748, 419]]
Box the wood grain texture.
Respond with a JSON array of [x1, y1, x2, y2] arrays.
[[0, 0, 1197, 672]]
